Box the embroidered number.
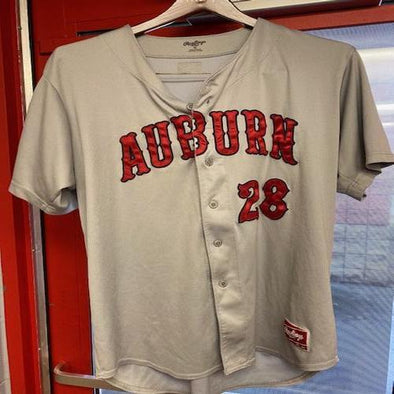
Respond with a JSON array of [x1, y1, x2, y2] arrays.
[[237, 178, 290, 223], [237, 180, 260, 223], [259, 178, 289, 220]]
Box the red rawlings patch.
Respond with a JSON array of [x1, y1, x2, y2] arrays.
[[283, 318, 310, 352]]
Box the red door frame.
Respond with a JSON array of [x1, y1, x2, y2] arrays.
[[1, 2, 394, 394], [0, 1, 42, 393]]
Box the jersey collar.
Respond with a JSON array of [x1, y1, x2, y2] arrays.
[[100, 17, 274, 112]]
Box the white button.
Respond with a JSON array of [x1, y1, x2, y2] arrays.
[[218, 280, 228, 288], [186, 103, 193, 112], [209, 200, 218, 209], [213, 239, 222, 247], [205, 157, 214, 167]]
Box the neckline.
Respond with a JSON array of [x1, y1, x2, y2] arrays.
[[104, 17, 267, 110]]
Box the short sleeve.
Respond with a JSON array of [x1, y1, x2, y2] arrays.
[[8, 73, 78, 215], [337, 48, 394, 201]]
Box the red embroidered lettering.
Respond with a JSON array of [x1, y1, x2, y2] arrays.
[[210, 110, 240, 156], [241, 109, 268, 155], [119, 132, 151, 182], [171, 111, 208, 160], [141, 121, 173, 168], [270, 114, 298, 165], [119, 109, 300, 183]]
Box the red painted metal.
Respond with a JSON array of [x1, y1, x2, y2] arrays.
[[35, 4, 394, 55], [0, 1, 42, 394], [270, 5, 394, 30], [2, 1, 394, 393]]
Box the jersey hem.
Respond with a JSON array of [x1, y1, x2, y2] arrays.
[[96, 357, 225, 380], [217, 371, 318, 394], [102, 370, 319, 394], [255, 346, 340, 370], [102, 375, 189, 394], [95, 348, 338, 394], [223, 355, 256, 375], [95, 347, 339, 382]]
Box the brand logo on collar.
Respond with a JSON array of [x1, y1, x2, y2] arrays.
[[183, 40, 207, 52]]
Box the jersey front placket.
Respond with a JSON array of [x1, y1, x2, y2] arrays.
[[185, 92, 255, 375]]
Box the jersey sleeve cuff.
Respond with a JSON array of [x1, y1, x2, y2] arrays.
[[338, 152, 394, 201], [366, 152, 394, 170], [8, 180, 66, 215]]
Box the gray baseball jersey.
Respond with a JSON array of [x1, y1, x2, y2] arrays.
[[9, 17, 394, 394]]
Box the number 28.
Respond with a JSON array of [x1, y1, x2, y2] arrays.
[[237, 178, 290, 223]]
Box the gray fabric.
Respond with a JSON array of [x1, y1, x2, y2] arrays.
[[8, 17, 394, 393]]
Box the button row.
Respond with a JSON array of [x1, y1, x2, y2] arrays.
[[186, 98, 211, 114], [203, 145, 226, 290]]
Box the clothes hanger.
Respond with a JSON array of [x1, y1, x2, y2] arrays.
[[131, 0, 257, 35]]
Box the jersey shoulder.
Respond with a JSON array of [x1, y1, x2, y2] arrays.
[[261, 19, 355, 69], [41, 26, 123, 84]]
